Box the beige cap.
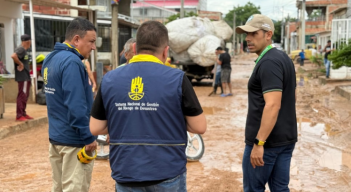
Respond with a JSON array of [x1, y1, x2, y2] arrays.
[[236, 14, 274, 34]]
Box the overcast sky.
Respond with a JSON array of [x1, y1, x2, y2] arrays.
[[207, 0, 298, 21]]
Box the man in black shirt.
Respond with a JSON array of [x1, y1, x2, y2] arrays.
[[323, 40, 332, 78], [216, 47, 232, 97], [11, 34, 33, 121], [236, 14, 297, 192]]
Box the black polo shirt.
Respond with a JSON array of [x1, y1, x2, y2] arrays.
[[246, 48, 297, 148]]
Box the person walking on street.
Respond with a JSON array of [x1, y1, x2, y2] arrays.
[[216, 47, 232, 97], [11, 34, 33, 121], [236, 14, 297, 192], [42, 18, 97, 192], [323, 40, 332, 78], [90, 20, 207, 192], [299, 49, 305, 66], [214, 49, 223, 95]]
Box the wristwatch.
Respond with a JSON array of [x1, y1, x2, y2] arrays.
[[254, 138, 265, 146]]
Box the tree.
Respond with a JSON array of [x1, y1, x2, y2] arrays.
[[165, 11, 198, 24], [224, 2, 261, 29], [328, 41, 351, 69], [308, 9, 322, 21], [273, 21, 282, 44]]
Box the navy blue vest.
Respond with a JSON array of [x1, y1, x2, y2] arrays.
[[101, 62, 187, 183]]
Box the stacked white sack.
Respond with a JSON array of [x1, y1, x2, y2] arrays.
[[188, 35, 222, 67], [170, 49, 192, 63], [212, 20, 234, 40], [166, 17, 216, 53]]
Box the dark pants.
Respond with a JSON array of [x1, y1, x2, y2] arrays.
[[16, 81, 31, 118], [243, 143, 295, 192], [300, 59, 304, 66]]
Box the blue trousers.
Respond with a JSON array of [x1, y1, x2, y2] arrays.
[[324, 58, 330, 78], [115, 172, 187, 192], [243, 144, 295, 192]]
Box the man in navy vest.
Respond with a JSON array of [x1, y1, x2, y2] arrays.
[[90, 21, 207, 191]]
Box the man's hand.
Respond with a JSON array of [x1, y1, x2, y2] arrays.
[[250, 145, 264, 168], [17, 64, 24, 71], [85, 140, 97, 152]]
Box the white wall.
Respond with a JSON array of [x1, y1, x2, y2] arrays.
[[0, 0, 22, 74]]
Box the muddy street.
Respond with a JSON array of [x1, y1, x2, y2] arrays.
[[1, 54, 351, 192]]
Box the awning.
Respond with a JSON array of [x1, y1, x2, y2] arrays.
[[5, 0, 94, 12]]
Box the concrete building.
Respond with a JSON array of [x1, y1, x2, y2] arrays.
[[131, 0, 207, 23], [296, 0, 347, 50], [0, 0, 22, 74]]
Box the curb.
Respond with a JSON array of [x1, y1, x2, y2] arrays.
[[335, 85, 351, 101], [0, 116, 48, 140]]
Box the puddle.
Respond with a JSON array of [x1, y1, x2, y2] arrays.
[[297, 117, 351, 172], [202, 107, 224, 115], [298, 117, 338, 139]]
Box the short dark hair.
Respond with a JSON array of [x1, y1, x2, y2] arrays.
[[327, 40, 331, 43], [65, 18, 96, 41], [216, 47, 223, 51], [136, 21, 169, 54]]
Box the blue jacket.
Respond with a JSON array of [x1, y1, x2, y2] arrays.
[[101, 58, 187, 183], [42, 42, 95, 146]]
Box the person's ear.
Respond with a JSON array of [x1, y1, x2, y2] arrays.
[[266, 31, 273, 40], [132, 43, 137, 54], [72, 35, 80, 47], [163, 46, 169, 62]]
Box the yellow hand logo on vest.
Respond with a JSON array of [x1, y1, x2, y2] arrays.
[[43, 67, 48, 85], [129, 76, 144, 101]]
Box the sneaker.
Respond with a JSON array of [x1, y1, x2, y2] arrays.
[[24, 115, 34, 119], [227, 93, 233, 96], [16, 116, 27, 121], [220, 94, 227, 97]]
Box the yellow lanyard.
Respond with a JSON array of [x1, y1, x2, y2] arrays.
[[129, 55, 164, 65], [64, 43, 81, 54]]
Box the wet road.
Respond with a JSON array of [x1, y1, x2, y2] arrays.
[[1, 54, 351, 191]]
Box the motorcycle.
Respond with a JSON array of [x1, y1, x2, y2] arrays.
[[96, 132, 205, 161]]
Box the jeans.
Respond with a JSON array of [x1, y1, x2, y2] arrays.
[[242, 144, 295, 192], [324, 58, 330, 77], [215, 72, 221, 85], [115, 172, 187, 192], [299, 58, 304, 66]]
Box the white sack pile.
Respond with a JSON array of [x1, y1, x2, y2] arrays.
[[166, 17, 215, 53], [212, 20, 233, 40], [187, 35, 222, 67], [170, 49, 192, 63]]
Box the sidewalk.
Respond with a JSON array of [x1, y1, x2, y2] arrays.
[[0, 103, 48, 140]]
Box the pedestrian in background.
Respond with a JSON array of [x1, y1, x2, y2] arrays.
[[90, 20, 206, 192], [323, 40, 332, 78], [216, 47, 233, 97], [236, 14, 297, 192], [11, 34, 33, 121], [299, 49, 305, 66], [42, 18, 97, 192], [119, 38, 136, 66], [214, 48, 223, 95]]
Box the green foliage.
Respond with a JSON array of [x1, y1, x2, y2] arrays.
[[224, 2, 261, 29], [310, 54, 323, 67], [0, 76, 4, 86], [308, 9, 322, 20], [328, 41, 351, 69], [273, 21, 281, 43], [165, 11, 198, 24]]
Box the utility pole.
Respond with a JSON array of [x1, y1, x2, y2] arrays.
[[281, 7, 284, 45], [111, 2, 119, 69], [301, 0, 306, 50], [233, 12, 236, 56], [180, 0, 184, 18]]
